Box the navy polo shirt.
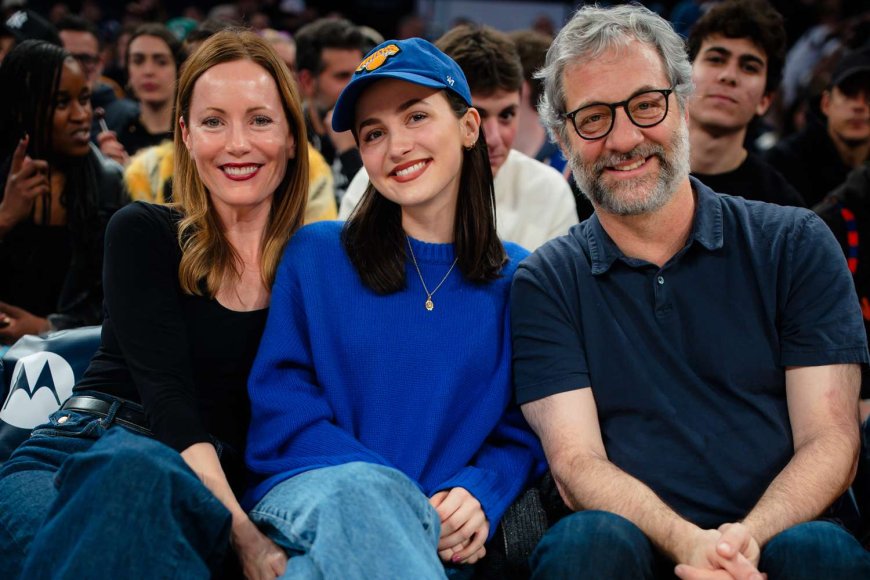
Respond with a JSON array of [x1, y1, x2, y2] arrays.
[[511, 178, 868, 529]]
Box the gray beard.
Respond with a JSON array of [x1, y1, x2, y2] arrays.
[[568, 120, 691, 216]]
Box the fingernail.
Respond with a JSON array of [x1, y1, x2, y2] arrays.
[[452, 554, 462, 563]]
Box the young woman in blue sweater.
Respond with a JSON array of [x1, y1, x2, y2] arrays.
[[245, 38, 545, 578]]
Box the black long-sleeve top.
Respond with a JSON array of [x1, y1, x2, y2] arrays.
[[75, 202, 267, 492]]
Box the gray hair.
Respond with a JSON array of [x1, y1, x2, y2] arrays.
[[536, 4, 693, 145]]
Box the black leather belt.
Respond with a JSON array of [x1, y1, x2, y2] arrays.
[[61, 395, 153, 437]]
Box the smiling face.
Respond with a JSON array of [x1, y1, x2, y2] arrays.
[[688, 35, 770, 135], [561, 40, 690, 216], [473, 88, 519, 175], [355, 79, 479, 221], [128, 34, 177, 106], [180, 59, 295, 219], [52, 58, 93, 157]]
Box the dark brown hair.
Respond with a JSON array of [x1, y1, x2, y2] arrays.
[[436, 24, 523, 96], [342, 90, 505, 295], [687, 0, 786, 94], [509, 29, 553, 108], [126, 22, 185, 74]]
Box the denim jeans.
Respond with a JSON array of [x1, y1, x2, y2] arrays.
[[0, 409, 232, 579], [529, 510, 870, 579], [250, 462, 448, 579]]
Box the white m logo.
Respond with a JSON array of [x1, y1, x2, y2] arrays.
[[0, 352, 75, 429]]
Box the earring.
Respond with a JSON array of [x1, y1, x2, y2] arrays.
[[464, 141, 476, 152]]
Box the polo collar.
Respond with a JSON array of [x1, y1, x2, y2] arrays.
[[586, 176, 724, 275]]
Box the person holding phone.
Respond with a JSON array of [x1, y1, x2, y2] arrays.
[[0, 39, 127, 344], [0, 30, 308, 578]]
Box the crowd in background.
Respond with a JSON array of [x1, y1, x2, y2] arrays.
[[0, 1, 867, 358], [1, 0, 868, 405], [0, 1, 868, 577]]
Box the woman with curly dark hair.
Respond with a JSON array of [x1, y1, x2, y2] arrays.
[[0, 39, 127, 344]]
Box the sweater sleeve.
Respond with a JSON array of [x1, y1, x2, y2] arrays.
[[102, 202, 209, 451], [432, 290, 547, 535], [245, 238, 393, 499], [432, 402, 546, 536]]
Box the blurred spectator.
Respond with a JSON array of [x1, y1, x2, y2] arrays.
[[0, 22, 15, 62], [509, 28, 567, 174], [56, 16, 120, 131], [0, 40, 127, 342], [436, 24, 577, 248], [4, 2, 60, 45], [166, 17, 198, 42], [357, 25, 383, 51], [100, 23, 183, 166], [183, 18, 232, 56], [396, 13, 425, 39], [295, 17, 367, 198], [531, 13, 556, 38], [80, 0, 101, 25], [101, 24, 135, 91], [260, 27, 295, 71], [206, 3, 240, 24], [815, 161, 870, 388], [767, 47, 870, 207], [778, 0, 848, 115], [686, 0, 804, 206], [47, 2, 68, 24]]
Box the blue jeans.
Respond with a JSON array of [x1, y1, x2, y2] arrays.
[[529, 510, 870, 579], [250, 462, 448, 579], [0, 409, 232, 579]]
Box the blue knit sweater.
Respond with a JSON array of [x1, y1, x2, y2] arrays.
[[244, 220, 545, 531]]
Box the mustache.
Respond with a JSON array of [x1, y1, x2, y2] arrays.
[[590, 143, 667, 174]]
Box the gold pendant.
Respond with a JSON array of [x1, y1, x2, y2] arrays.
[[425, 298, 434, 311]]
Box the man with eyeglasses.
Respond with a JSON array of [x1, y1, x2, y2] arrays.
[[511, 4, 870, 579], [56, 16, 117, 131]]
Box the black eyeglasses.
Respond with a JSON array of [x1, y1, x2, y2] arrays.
[[71, 53, 100, 68], [566, 88, 674, 140]]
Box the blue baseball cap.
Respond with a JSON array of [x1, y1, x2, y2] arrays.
[[331, 37, 472, 133]]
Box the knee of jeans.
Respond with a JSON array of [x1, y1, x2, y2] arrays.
[[325, 462, 420, 499], [542, 510, 647, 554], [56, 428, 190, 492], [764, 521, 853, 556], [314, 462, 436, 528], [761, 521, 870, 577]]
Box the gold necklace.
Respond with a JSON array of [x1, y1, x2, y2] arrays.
[[406, 236, 458, 312]]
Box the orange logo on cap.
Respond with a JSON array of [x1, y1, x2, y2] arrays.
[[356, 44, 401, 73]]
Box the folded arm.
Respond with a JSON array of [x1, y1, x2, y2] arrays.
[[523, 389, 763, 579]]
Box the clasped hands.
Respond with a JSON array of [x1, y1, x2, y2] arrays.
[[429, 487, 489, 565], [675, 522, 766, 580]]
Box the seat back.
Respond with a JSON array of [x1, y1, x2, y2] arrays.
[[0, 326, 101, 462]]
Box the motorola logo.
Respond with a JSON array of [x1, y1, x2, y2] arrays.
[[0, 352, 75, 429]]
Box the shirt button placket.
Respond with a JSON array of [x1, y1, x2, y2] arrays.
[[654, 273, 669, 316]]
